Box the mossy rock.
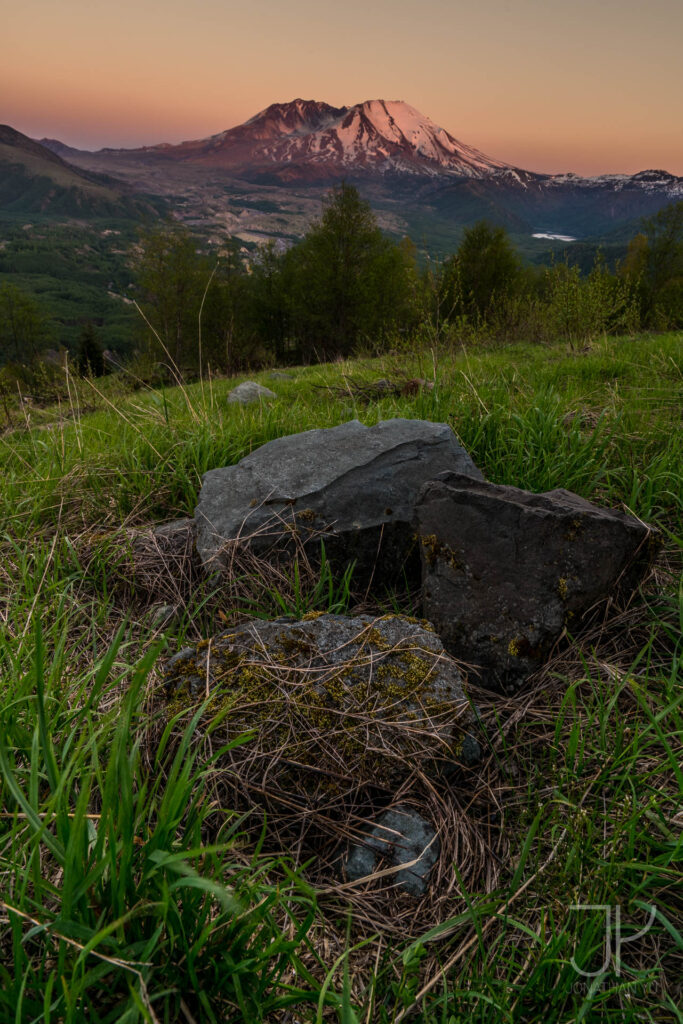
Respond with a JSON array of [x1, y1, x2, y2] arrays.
[[163, 613, 476, 800]]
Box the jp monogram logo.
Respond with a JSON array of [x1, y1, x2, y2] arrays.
[[569, 904, 657, 977]]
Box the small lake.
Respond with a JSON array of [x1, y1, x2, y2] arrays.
[[532, 232, 577, 242]]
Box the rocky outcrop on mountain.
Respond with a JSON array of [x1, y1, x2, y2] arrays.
[[416, 473, 656, 692], [194, 418, 483, 586]]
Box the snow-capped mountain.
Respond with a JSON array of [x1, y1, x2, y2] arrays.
[[136, 98, 515, 180], [546, 168, 683, 197], [38, 99, 683, 198], [31, 98, 682, 246]]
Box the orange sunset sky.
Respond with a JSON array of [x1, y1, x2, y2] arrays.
[[3, 0, 683, 175]]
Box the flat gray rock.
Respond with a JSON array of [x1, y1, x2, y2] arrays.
[[227, 381, 277, 405], [417, 472, 657, 691], [195, 419, 483, 586]]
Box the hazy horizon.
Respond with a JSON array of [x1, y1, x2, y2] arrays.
[[4, 0, 683, 176]]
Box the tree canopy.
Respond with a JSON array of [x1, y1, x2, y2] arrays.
[[440, 221, 521, 322], [0, 283, 50, 364], [281, 183, 417, 358]]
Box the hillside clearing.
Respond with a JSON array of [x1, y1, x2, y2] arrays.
[[0, 333, 681, 1023]]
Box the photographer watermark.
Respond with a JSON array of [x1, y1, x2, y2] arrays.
[[569, 903, 657, 978]]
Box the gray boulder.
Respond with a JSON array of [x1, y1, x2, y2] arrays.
[[163, 613, 477, 796], [416, 472, 657, 691], [195, 419, 483, 587], [344, 805, 440, 896], [227, 381, 277, 405]]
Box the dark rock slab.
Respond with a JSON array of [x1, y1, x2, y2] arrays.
[[344, 804, 440, 896], [195, 418, 483, 587], [163, 613, 476, 796], [416, 472, 657, 691]]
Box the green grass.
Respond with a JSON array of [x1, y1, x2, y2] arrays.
[[0, 332, 681, 1022]]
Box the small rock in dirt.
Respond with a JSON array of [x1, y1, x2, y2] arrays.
[[146, 603, 179, 629], [344, 805, 440, 896], [460, 733, 482, 765], [416, 472, 657, 691]]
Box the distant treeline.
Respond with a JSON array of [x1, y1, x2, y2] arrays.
[[1, 185, 682, 391]]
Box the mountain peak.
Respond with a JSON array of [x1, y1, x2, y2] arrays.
[[170, 98, 512, 181], [242, 99, 346, 135]]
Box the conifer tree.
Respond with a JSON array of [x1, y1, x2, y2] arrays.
[[76, 323, 105, 377]]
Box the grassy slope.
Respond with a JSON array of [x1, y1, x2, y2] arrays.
[[0, 333, 681, 1022]]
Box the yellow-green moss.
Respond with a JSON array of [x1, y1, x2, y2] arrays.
[[452, 734, 465, 758], [565, 518, 583, 542], [508, 635, 524, 657], [276, 629, 315, 656], [374, 613, 434, 633], [364, 626, 391, 650], [419, 533, 463, 572]]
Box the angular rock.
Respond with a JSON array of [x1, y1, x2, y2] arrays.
[[195, 418, 483, 587], [344, 804, 440, 896], [163, 613, 476, 797], [227, 381, 277, 405], [417, 473, 657, 691]]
